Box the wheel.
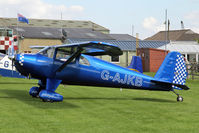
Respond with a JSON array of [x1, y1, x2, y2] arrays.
[[177, 96, 183, 102], [29, 86, 40, 97]]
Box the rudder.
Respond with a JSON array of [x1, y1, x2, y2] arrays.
[[154, 52, 187, 90]]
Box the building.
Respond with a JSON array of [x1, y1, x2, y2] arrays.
[[137, 48, 168, 72], [0, 17, 111, 53], [9, 26, 113, 53], [0, 17, 109, 34], [108, 34, 137, 41], [145, 29, 199, 41], [146, 28, 199, 66], [158, 41, 199, 63]]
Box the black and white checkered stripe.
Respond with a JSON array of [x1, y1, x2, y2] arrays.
[[172, 54, 187, 89], [19, 53, 24, 66]]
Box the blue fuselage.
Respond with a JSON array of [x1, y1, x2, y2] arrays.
[[15, 53, 171, 91]]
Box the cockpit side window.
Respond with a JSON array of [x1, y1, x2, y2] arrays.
[[56, 50, 70, 61], [55, 47, 76, 62], [79, 56, 90, 66]]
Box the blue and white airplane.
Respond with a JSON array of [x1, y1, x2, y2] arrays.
[[10, 41, 189, 102]]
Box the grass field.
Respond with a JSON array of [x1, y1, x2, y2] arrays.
[[0, 74, 199, 133]]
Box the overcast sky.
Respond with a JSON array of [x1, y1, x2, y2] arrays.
[[0, 0, 199, 39]]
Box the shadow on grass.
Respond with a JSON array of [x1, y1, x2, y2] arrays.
[[64, 97, 175, 103], [0, 89, 78, 109], [0, 82, 36, 84], [133, 97, 175, 103], [0, 88, 175, 109]]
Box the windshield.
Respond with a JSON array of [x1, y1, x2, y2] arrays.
[[38, 47, 54, 58]]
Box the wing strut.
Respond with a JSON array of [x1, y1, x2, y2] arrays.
[[56, 47, 83, 72]]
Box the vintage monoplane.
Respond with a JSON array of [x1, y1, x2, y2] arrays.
[[8, 41, 189, 102]]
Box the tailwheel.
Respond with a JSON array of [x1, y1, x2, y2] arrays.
[[172, 89, 183, 102], [177, 96, 183, 102]]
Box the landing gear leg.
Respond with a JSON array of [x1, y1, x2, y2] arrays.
[[172, 89, 183, 102], [39, 78, 63, 102]]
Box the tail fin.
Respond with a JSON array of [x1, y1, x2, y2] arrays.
[[154, 52, 187, 90], [128, 56, 143, 73]]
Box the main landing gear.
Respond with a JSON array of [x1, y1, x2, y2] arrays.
[[29, 86, 40, 98], [29, 78, 63, 102], [172, 89, 183, 102], [29, 80, 45, 98]]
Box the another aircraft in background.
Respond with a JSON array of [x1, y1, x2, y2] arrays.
[[0, 53, 25, 78]]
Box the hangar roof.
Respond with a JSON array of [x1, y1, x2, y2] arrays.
[[108, 34, 137, 41], [68, 39, 169, 51], [9, 26, 113, 40], [145, 29, 199, 41], [0, 17, 109, 33]]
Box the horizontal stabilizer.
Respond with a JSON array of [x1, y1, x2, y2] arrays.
[[151, 80, 190, 90]]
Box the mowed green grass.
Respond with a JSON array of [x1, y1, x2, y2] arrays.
[[0, 74, 199, 133]]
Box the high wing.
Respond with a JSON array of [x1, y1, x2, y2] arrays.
[[55, 41, 123, 56], [55, 41, 123, 72]]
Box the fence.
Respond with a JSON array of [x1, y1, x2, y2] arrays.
[[187, 63, 199, 80]]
